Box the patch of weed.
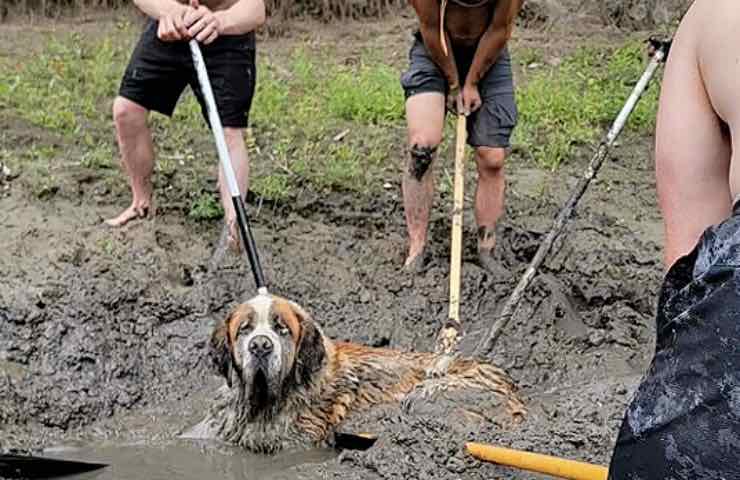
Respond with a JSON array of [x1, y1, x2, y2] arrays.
[[188, 192, 223, 221]]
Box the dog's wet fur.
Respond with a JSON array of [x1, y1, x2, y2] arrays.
[[184, 294, 525, 453]]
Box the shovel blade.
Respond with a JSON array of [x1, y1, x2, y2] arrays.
[[0, 453, 107, 479]]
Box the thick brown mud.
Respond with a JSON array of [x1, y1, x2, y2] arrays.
[[1, 100, 665, 480]]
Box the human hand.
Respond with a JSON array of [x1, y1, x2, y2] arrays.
[[461, 83, 482, 116], [185, 0, 222, 44], [157, 4, 191, 42], [446, 84, 464, 115]]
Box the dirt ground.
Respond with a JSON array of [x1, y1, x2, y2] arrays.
[[1, 12, 667, 480]]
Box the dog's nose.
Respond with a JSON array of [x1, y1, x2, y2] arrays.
[[248, 335, 274, 358]]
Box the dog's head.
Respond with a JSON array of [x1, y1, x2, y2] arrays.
[[210, 294, 327, 415]]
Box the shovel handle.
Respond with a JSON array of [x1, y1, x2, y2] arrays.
[[448, 114, 466, 326], [466, 443, 608, 480], [189, 40, 267, 293]]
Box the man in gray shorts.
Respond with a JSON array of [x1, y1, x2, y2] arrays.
[[401, 0, 522, 273]]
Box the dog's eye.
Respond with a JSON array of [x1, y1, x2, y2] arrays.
[[278, 326, 290, 337]]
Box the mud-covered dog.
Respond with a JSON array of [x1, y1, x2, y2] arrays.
[[185, 294, 525, 453]]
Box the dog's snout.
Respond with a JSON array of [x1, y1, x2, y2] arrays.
[[249, 335, 274, 358]]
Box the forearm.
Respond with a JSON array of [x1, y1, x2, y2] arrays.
[[133, 0, 185, 19], [419, 25, 461, 89], [467, 0, 520, 86], [215, 0, 266, 35], [466, 26, 509, 86]]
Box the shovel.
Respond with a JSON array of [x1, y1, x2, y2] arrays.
[[188, 40, 268, 296], [436, 113, 467, 354]]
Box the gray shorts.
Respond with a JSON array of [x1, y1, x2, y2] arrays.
[[400, 32, 518, 148]]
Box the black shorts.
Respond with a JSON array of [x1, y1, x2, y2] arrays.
[[119, 19, 256, 128], [400, 32, 518, 148], [401, 32, 518, 148]]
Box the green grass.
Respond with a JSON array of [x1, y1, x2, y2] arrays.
[[513, 41, 660, 169], [0, 27, 659, 208]]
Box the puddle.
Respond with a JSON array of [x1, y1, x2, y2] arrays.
[[41, 440, 336, 480]]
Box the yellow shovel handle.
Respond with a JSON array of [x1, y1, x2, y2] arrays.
[[466, 442, 608, 480]]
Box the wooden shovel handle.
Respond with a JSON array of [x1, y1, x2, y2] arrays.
[[448, 114, 467, 327]]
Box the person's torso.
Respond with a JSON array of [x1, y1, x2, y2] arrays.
[[443, 0, 497, 48]]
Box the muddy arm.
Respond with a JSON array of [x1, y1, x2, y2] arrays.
[[410, 0, 461, 91], [465, 0, 522, 86]]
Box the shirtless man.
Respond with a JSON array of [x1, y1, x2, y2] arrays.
[[107, 0, 266, 251], [609, 2, 740, 477], [401, 0, 523, 272], [655, 0, 740, 268]]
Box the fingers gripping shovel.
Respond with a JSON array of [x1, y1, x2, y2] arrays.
[[436, 114, 467, 355], [189, 40, 268, 295]]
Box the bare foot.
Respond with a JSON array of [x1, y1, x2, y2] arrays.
[[477, 226, 499, 273], [477, 225, 497, 251], [104, 202, 152, 227], [403, 246, 426, 273]]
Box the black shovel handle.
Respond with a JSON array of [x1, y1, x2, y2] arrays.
[[189, 40, 267, 292]]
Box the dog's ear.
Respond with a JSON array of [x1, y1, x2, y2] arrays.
[[210, 313, 234, 388], [288, 301, 326, 385]]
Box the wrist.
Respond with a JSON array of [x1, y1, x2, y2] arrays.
[[162, 1, 187, 19], [464, 78, 479, 88], [214, 10, 230, 34]]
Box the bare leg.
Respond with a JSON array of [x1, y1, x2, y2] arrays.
[[655, 5, 732, 269], [474, 146, 507, 267], [105, 97, 155, 227], [402, 92, 445, 269], [219, 127, 250, 252]]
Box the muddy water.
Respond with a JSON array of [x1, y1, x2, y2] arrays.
[[43, 440, 335, 480]]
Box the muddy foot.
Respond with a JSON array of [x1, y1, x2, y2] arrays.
[[403, 249, 427, 273], [477, 226, 505, 274]]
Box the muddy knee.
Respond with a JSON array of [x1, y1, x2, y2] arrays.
[[408, 144, 438, 181]]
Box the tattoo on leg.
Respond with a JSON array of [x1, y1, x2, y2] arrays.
[[408, 144, 438, 181]]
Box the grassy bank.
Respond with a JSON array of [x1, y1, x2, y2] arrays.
[[0, 20, 659, 215]]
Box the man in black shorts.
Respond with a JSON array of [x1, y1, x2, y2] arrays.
[[106, 0, 265, 251], [401, 0, 522, 272]]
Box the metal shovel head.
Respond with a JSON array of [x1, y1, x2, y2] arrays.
[[333, 432, 379, 451], [0, 453, 107, 479]]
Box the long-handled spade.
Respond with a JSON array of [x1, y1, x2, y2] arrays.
[[474, 38, 671, 358], [188, 40, 268, 296], [436, 114, 467, 355]]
